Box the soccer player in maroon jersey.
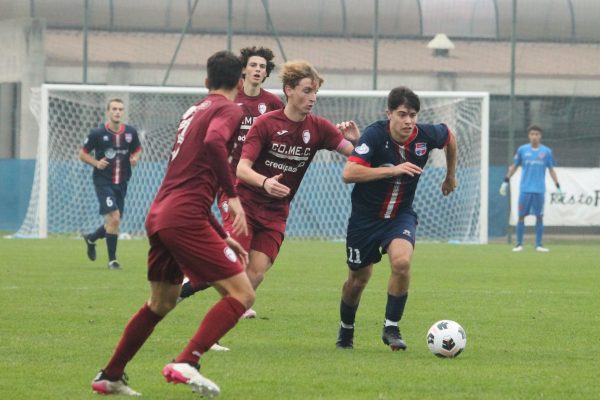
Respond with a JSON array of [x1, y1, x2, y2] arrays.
[[179, 46, 284, 322], [91, 50, 255, 397], [335, 86, 458, 351], [235, 59, 359, 302], [80, 98, 142, 269]]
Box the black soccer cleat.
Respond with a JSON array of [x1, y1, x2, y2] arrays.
[[83, 234, 96, 261], [382, 325, 407, 351], [179, 280, 199, 301], [108, 260, 121, 270], [336, 326, 354, 349]]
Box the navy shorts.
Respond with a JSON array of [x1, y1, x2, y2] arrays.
[[95, 184, 127, 215], [345, 208, 418, 271]]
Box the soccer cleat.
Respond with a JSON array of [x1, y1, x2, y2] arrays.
[[241, 308, 257, 319], [209, 342, 230, 352], [179, 280, 199, 302], [382, 325, 407, 351], [83, 234, 96, 261], [535, 246, 550, 252], [163, 362, 220, 398], [336, 326, 354, 349], [512, 245, 523, 252], [108, 260, 121, 270], [91, 370, 141, 396]]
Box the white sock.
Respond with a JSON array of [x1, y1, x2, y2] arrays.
[[384, 319, 398, 327]]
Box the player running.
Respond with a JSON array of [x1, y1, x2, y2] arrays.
[[79, 98, 141, 269], [91, 50, 254, 397], [335, 86, 458, 351], [179, 46, 284, 322]]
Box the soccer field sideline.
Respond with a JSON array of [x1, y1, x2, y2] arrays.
[[1, 238, 599, 399]]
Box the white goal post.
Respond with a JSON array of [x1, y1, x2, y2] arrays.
[[16, 84, 488, 243]]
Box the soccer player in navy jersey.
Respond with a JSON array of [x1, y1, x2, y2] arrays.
[[79, 98, 142, 269], [499, 125, 559, 252], [335, 86, 458, 351], [91, 50, 254, 397], [233, 59, 358, 305], [179, 46, 284, 322]]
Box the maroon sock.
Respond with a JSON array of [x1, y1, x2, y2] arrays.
[[175, 296, 246, 365], [104, 303, 163, 380]]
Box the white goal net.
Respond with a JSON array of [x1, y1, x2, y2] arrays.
[[16, 85, 488, 243]]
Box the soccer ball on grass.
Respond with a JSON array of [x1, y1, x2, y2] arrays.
[[426, 320, 466, 358]]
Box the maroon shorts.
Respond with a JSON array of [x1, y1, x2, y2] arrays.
[[147, 222, 244, 285], [219, 191, 286, 263]]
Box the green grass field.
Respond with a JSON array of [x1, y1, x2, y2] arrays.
[[1, 238, 599, 399]]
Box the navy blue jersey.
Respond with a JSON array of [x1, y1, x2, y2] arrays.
[[82, 123, 142, 186], [348, 120, 451, 219]]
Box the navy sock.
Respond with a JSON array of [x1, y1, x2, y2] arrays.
[[88, 225, 106, 242], [340, 300, 359, 326], [106, 233, 118, 261], [385, 292, 408, 322]]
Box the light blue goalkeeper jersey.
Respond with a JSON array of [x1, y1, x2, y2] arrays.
[[513, 143, 555, 193]]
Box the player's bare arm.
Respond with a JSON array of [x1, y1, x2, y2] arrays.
[[441, 132, 458, 196], [130, 149, 142, 167], [343, 160, 422, 184], [226, 196, 249, 237], [237, 158, 291, 198], [549, 168, 560, 189], [336, 120, 360, 148], [79, 149, 109, 170]]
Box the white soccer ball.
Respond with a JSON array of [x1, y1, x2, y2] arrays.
[[426, 320, 467, 358]]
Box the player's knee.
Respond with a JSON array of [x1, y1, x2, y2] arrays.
[[149, 298, 177, 317], [348, 273, 370, 291], [390, 256, 411, 276], [106, 212, 121, 230]]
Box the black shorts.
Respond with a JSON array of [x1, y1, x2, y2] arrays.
[[94, 184, 127, 215], [345, 208, 418, 270]]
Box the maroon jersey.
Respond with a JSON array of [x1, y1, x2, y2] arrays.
[[230, 89, 284, 175], [146, 94, 243, 236], [239, 109, 345, 209]]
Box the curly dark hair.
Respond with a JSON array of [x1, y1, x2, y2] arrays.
[[239, 46, 276, 80]]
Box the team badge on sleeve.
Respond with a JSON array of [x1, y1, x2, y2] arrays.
[[415, 142, 427, 156], [355, 143, 370, 155]]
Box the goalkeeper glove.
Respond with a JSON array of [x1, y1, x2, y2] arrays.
[[499, 178, 509, 196]]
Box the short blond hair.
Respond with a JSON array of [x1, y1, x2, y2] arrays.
[[279, 60, 324, 92], [106, 98, 124, 110]]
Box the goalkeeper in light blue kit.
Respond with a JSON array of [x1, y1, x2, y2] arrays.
[[499, 125, 560, 252]]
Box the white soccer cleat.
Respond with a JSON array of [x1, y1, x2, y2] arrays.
[[210, 342, 230, 352], [535, 246, 550, 252], [91, 370, 141, 396], [163, 362, 220, 398], [512, 245, 523, 252], [241, 308, 257, 319]]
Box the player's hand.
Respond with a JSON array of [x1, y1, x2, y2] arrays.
[[130, 155, 139, 167], [442, 175, 457, 196], [391, 162, 422, 177], [263, 174, 291, 198], [499, 182, 508, 196], [225, 236, 249, 268], [226, 196, 248, 237], [336, 120, 360, 145], [96, 158, 109, 170]]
